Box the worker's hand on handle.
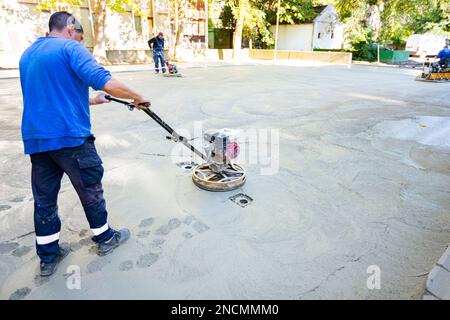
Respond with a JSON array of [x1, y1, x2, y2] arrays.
[[102, 78, 150, 110], [132, 97, 151, 110], [90, 92, 110, 105]]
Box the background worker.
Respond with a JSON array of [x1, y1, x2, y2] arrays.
[[148, 32, 167, 74], [19, 11, 150, 277], [436, 45, 450, 68]]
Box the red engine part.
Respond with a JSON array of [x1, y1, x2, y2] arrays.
[[225, 142, 240, 160]]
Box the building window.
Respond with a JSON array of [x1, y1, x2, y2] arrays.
[[181, 1, 206, 42], [134, 16, 142, 36], [318, 33, 321, 39], [331, 31, 334, 39]]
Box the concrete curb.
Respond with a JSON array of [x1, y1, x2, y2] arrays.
[[352, 61, 424, 70], [423, 245, 450, 300]]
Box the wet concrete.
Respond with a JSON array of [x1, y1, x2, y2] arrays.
[[0, 63, 449, 299]]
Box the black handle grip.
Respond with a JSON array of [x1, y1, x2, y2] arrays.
[[105, 95, 131, 105], [104, 95, 150, 110]]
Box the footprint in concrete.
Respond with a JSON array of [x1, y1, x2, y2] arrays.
[[0, 242, 19, 254], [153, 239, 165, 246], [137, 230, 151, 238], [183, 216, 210, 234], [33, 274, 51, 287], [9, 287, 31, 300], [169, 218, 181, 228], [79, 229, 89, 237], [88, 246, 98, 255], [119, 260, 134, 271], [182, 232, 193, 239], [136, 253, 159, 268], [70, 241, 83, 252], [139, 217, 155, 228], [155, 218, 181, 236], [10, 196, 25, 203], [148, 239, 165, 252], [86, 257, 110, 274], [192, 220, 210, 234], [0, 204, 11, 212], [12, 245, 32, 258], [183, 216, 195, 226], [78, 237, 94, 247]]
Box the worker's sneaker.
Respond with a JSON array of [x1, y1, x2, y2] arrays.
[[40, 243, 71, 277], [97, 228, 130, 256]]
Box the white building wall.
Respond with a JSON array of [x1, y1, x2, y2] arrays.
[[0, 1, 50, 68], [312, 4, 344, 50], [105, 10, 139, 50], [270, 24, 314, 51], [312, 22, 344, 49]]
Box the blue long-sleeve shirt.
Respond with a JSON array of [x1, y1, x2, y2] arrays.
[[437, 48, 450, 63], [19, 36, 112, 154]]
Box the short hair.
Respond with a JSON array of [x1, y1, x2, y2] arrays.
[[445, 45, 449, 49], [49, 11, 83, 32], [74, 23, 84, 33], [158, 32, 164, 37]]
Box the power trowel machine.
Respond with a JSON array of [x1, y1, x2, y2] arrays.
[[105, 95, 246, 192], [416, 58, 450, 82]]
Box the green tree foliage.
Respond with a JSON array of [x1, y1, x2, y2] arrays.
[[335, 0, 450, 50], [219, 0, 332, 50], [381, 0, 450, 46], [260, 0, 330, 25], [36, 0, 83, 11], [218, 0, 274, 51], [37, 0, 145, 15], [219, 3, 234, 29]]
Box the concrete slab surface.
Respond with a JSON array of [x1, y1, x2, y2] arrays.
[[0, 63, 449, 299]]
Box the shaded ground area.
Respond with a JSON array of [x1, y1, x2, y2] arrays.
[[0, 63, 449, 299]]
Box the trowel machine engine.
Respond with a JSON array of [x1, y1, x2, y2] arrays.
[[203, 129, 240, 172], [105, 95, 246, 192], [192, 129, 246, 192]]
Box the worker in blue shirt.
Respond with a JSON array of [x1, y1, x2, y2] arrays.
[[437, 45, 450, 67], [19, 12, 150, 277], [148, 32, 167, 74]]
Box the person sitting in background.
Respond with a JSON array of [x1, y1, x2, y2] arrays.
[[436, 45, 450, 68]]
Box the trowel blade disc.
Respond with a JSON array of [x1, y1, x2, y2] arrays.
[[192, 163, 246, 192]]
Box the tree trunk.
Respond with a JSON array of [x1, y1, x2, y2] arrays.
[[232, 0, 247, 61], [366, 2, 384, 40], [174, 0, 188, 61], [173, 20, 183, 61], [173, 0, 181, 61], [92, 0, 109, 65]]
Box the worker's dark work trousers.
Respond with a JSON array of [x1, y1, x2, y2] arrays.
[[153, 50, 166, 73], [30, 136, 114, 263]]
